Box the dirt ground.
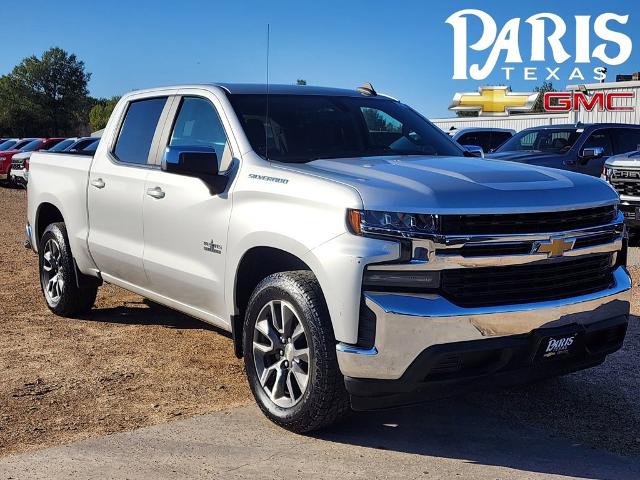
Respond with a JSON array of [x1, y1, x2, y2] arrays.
[[0, 187, 638, 458], [0, 187, 252, 457]]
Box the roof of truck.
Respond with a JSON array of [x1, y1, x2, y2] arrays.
[[214, 83, 382, 97]]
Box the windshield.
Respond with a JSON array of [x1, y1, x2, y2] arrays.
[[229, 94, 463, 163], [0, 140, 17, 151], [47, 139, 76, 152], [496, 128, 581, 154], [21, 139, 44, 152], [83, 140, 99, 152], [12, 139, 34, 151]]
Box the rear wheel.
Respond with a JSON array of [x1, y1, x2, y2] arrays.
[[39, 222, 97, 317], [243, 271, 350, 432]]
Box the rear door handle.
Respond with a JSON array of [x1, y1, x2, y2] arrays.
[[146, 186, 165, 199], [91, 178, 105, 189]]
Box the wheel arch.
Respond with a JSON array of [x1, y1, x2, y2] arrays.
[[35, 202, 65, 247], [232, 246, 326, 358]]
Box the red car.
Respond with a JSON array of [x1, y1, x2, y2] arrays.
[[0, 138, 64, 182]]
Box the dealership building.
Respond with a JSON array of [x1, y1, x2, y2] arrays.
[[431, 80, 640, 133]]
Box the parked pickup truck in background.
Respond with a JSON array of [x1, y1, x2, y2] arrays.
[[10, 138, 65, 187], [0, 138, 37, 182], [27, 84, 632, 432], [448, 127, 514, 153], [487, 123, 640, 177], [603, 150, 640, 234]]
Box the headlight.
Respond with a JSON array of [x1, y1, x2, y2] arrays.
[[347, 209, 439, 238]]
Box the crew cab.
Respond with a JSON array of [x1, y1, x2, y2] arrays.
[[27, 84, 631, 432], [487, 123, 640, 177]]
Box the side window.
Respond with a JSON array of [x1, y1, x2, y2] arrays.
[[612, 129, 640, 154], [582, 130, 613, 156], [519, 132, 536, 149], [169, 97, 229, 161], [113, 97, 167, 165], [490, 132, 512, 150]]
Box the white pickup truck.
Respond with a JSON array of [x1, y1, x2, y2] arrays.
[[27, 84, 631, 432]]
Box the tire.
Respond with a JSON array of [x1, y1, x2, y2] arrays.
[[243, 271, 350, 433], [38, 222, 98, 317]]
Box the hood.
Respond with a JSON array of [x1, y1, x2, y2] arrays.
[[485, 151, 563, 164], [12, 151, 32, 161], [279, 155, 617, 213], [0, 149, 20, 156]]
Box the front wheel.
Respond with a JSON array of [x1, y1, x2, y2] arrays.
[[39, 222, 98, 317], [243, 271, 350, 432]]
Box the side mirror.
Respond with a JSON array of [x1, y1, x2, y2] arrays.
[[162, 145, 228, 195], [581, 146, 605, 161], [462, 145, 484, 158]]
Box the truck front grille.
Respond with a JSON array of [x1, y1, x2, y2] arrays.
[[439, 205, 617, 235], [610, 171, 640, 197], [441, 254, 614, 307]]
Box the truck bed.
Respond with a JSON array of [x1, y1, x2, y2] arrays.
[[27, 151, 96, 273]]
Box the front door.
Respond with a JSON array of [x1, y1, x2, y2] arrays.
[[142, 95, 234, 322]]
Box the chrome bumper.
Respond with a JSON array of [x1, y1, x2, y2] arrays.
[[337, 266, 632, 380]]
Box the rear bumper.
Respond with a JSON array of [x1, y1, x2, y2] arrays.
[[345, 314, 628, 410]]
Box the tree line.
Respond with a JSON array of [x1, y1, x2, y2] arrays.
[[0, 47, 119, 137]]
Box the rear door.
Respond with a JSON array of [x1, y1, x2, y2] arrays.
[[87, 96, 173, 287], [141, 93, 234, 322]]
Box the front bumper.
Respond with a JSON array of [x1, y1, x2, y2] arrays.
[[337, 266, 631, 380], [345, 314, 628, 410], [10, 168, 27, 185]]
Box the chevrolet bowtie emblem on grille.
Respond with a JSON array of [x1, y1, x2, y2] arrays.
[[449, 86, 539, 117], [534, 237, 576, 258]]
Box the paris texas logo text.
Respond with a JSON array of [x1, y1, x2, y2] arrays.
[[446, 9, 632, 82]]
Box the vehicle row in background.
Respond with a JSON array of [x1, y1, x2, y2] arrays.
[[2, 136, 100, 187], [485, 123, 640, 177]]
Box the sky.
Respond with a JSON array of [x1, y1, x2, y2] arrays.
[[1, 0, 639, 117]]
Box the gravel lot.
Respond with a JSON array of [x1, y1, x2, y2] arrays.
[[0, 188, 252, 457], [0, 186, 638, 459]]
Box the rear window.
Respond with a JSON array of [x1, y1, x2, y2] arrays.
[[113, 98, 167, 165]]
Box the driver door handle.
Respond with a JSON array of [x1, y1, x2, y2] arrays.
[[146, 186, 165, 199], [90, 178, 105, 189]]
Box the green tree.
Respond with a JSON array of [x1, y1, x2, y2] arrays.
[[532, 81, 556, 113], [89, 96, 120, 132], [0, 47, 91, 136], [296, 79, 307, 85], [455, 110, 479, 117]]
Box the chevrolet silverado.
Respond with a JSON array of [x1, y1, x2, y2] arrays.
[[26, 84, 632, 432]]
